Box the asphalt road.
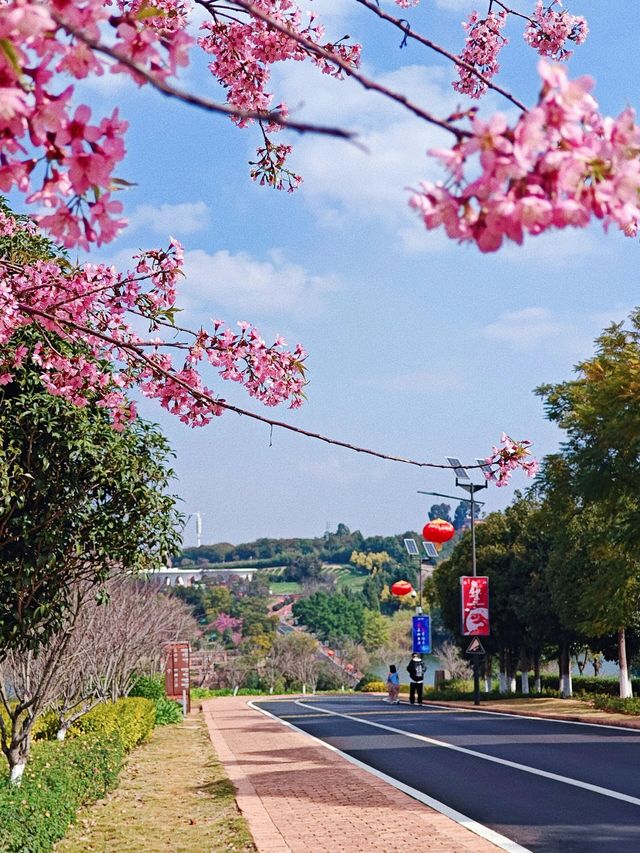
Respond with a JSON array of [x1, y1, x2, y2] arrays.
[[254, 695, 640, 853]]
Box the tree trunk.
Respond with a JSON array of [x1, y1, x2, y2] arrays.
[[534, 651, 541, 694], [498, 647, 507, 694], [508, 650, 517, 693], [520, 649, 530, 694], [559, 641, 572, 697], [6, 739, 30, 786], [618, 627, 633, 698], [484, 654, 493, 693]]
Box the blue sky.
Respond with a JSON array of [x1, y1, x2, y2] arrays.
[[33, 1, 640, 544]]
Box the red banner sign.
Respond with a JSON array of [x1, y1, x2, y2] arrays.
[[460, 576, 490, 636]]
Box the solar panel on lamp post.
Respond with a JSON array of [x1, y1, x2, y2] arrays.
[[445, 457, 489, 578], [403, 538, 422, 613]]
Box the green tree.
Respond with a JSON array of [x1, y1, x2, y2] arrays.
[[429, 503, 452, 523], [362, 609, 389, 653], [0, 334, 181, 654], [292, 591, 364, 642], [537, 314, 640, 697]]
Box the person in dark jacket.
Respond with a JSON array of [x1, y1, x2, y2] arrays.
[[407, 653, 425, 705]]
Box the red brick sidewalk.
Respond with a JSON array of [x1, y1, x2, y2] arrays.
[[202, 697, 503, 853]]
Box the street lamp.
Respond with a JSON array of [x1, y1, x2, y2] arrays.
[[445, 457, 489, 577]]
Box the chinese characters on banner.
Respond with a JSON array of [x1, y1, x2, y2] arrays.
[[460, 576, 490, 636], [412, 615, 432, 654]]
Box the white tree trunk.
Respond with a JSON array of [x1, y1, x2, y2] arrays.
[[619, 628, 633, 699], [10, 762, 26, 786], [56, 727, 67, 741], [483, 677, 491, 693], [509, 675, 517, 693], [302, 683, 307, 694], [534, 677, 541, 693], [560, 674, 573, 697], [521, 671, 530, 694], [498, 671, 507, 693]]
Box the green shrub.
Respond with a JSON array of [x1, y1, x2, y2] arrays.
[[0, 733, 124, 853], [359, 681, 411, 694], [70, 698, 156, 750], [592, 694, 640, 715], [129, 674, 165, 702], [538, 675, 640, 695], [154, 697, 183, 726], [360, 681, 385, 692]]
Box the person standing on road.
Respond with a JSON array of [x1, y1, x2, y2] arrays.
[[407, 653, 425, 705], [385, 665, 400, 704]]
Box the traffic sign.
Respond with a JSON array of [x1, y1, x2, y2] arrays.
[[466, 638, 485, 655]]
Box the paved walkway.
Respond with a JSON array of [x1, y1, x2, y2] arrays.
[[202, 697, 501, 853]]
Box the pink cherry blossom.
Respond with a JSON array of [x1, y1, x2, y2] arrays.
[[453, 10, 508, 99], [411, 61, 640, 252], [524, 1, 588, 62]]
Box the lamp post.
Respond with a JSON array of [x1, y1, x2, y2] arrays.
[[418, 456, 492, 706]]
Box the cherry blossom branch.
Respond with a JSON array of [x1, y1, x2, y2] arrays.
[[50, 11, 359, 144], [16, 301, 528, 476], [354, 0, 526, 111], [491, 1, 534, 25], [197, 0, 470, 139]]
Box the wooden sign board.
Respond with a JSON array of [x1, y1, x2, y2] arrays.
[[165, 642, 191, 713]]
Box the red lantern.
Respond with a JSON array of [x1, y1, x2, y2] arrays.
[[423, 518, 455, 544], [326, 649, 335, 657], [390, 580, 413, 596]]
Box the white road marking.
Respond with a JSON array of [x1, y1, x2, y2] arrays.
[[249, 699, 531, 853], [296, 698, 640, 809]]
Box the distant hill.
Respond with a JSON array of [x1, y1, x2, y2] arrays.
[[176, 524, 424, 568]]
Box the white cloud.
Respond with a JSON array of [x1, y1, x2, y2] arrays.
[[272, 61, 503, 247], [127, 201, 210, 236], [96, 244, 339, 323], [180, 247, 340, 320], [481, 307, 567, 350]]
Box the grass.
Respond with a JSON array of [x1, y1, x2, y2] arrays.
[[269, 580, 302, 594], [55, 713, 255, 853]]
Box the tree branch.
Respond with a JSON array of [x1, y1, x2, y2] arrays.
[[355, 0, 527, 112], [49, 11, 360, 145], [198, 0, 470, 139]]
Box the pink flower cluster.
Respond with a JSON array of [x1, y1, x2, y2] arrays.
[[411, 61, 640, 252], [524, 1, 588, 62], [452, 10, 507, 99], [198, 0, 360, 190], [213, 613, 243, 646], [484, 434, 539, 487], [0, 0, 191, 248], [1, 213, 307, 428]]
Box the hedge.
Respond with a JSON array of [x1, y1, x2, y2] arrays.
[[592, 695, 640, 715], [0, 698, 156, 853], [70, 697, 156, 751], [538, 675, 640, 696]]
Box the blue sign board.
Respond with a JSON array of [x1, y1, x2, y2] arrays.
[[412, 614, 431, 654]]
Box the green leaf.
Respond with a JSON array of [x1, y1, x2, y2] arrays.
[[0, 38, 23, 79]]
